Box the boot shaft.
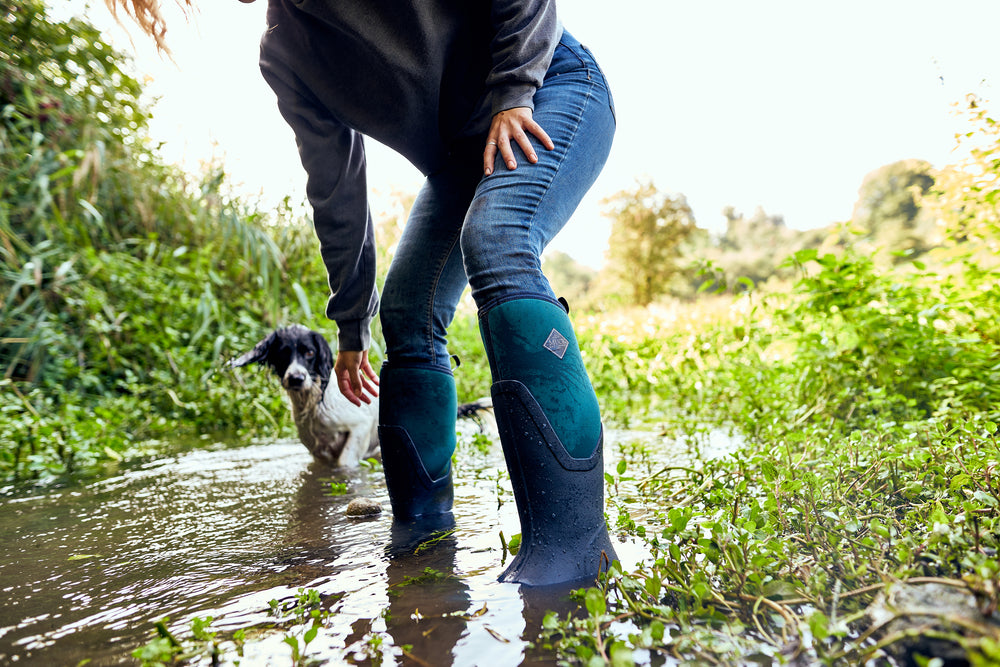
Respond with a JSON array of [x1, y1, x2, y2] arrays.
[[379, 363, 457, 480], [478, 297, 601, 459], [378, 363, 457, 520]]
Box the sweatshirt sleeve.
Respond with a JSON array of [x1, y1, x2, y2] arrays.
[[487, 0, 560, 116], [264, 76, 379, 352]]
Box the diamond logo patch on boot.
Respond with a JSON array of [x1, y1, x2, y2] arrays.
[[543, 328, 569, 359]]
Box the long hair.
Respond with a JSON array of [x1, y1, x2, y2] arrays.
[[104, 0, 194, 52]]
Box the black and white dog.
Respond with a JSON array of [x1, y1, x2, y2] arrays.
[[231, 325, 490, 467]]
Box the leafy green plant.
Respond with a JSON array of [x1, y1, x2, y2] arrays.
[[132, 616, 226, 667], [0, 3, 343, 480], [326, 480, 349, 496], [269, 588, 333, 666]]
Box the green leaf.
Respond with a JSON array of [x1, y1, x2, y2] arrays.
[[808, 610, 830, 640], [950, 473, 973, 491], [793, 248, 819, 264], [870, 519, 890, 539], [644, 575, 661, 598], [972, 490, 998, 508], [584, 587, 606, 618], [292, 282, 313, 321], [650, 620, 665, 642], [610, 640, 635, 667], [762, 580, 799, 599], [668, 508, 690, 532]]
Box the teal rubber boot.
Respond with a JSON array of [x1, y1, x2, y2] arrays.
[[479, 296, 617, 586], [378, 363, 457, 521]]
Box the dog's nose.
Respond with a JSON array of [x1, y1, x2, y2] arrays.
[[285, 371, 306, 389]]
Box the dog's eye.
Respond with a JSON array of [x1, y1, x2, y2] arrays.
[[304, 349, 315, 359]]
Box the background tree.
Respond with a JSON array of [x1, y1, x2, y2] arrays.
[[691, 206, 831, 293], [928, 96, 1000, 256], [542, 250, 597, 308], [602, 181, 698, 306], [925, 95, 1000, 345], [851, 158, 937, 257]]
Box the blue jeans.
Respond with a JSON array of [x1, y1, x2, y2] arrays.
[[380, 31, 615, 370]]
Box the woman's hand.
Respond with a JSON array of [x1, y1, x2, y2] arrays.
[[483, 107, 554, 175], [335, 350, 379, 407]]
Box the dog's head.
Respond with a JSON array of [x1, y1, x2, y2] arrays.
[[230, 325, 334, 393]]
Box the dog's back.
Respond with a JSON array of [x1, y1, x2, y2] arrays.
[[297, 381, 380, 466]]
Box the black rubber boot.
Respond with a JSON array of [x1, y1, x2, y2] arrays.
[[480, 296, 618, 586], [378, 364, 456, 521]]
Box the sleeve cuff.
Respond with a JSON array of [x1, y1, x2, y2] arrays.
[[335, 317, 372, 352], [491, 83, 537, 117]]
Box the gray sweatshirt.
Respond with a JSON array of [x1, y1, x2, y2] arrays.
[[259, 0, 560, 351]]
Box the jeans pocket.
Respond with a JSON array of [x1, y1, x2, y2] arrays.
[[546, 41, 588, 79], [548, 35, 616, 123]]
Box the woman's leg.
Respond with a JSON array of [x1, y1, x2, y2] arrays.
[[378, 166, 478, 520], [461, 31, 618, 586], [462, 32, 615, 311]]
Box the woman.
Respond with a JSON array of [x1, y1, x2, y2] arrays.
[[116, 0, 617, 587]]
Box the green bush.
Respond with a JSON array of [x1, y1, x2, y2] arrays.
[[0, 3, 333, 480]]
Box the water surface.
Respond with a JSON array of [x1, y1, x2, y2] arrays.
[[0, 427, 728, 665]]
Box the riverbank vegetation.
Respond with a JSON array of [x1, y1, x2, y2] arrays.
[[4, 4, 999, 665]]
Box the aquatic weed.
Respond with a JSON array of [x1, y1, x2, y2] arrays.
[[132, 616, 225, 667], [270, 588, 334, 666]]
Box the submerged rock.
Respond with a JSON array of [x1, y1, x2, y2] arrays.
[[345, 497, 382, 517], [865, 581, 1000, 666]]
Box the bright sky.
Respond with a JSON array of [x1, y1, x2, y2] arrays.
[[75, 0, 998, 268]]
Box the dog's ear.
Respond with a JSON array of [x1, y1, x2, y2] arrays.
[[229, 332, 278, 369], [310, 330, 334, 387]]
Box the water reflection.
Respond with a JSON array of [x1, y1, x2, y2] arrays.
[[383, 519, 470, 666]]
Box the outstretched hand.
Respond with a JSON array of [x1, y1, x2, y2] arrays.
[[483, 107, 554, 175], [334, 350, 379, 407]]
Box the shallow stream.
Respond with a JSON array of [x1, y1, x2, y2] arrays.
[[0, 427, 735, 666]]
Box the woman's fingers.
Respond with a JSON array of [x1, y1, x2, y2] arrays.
[[525, 117, 554, 152], [483, 140, 499, 175], [500, 136, 519, 171], [359, 352, 379, 398], [337, 367, 364, 407], [483, 107, 553, 175], [335, 350, 377, 406]]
